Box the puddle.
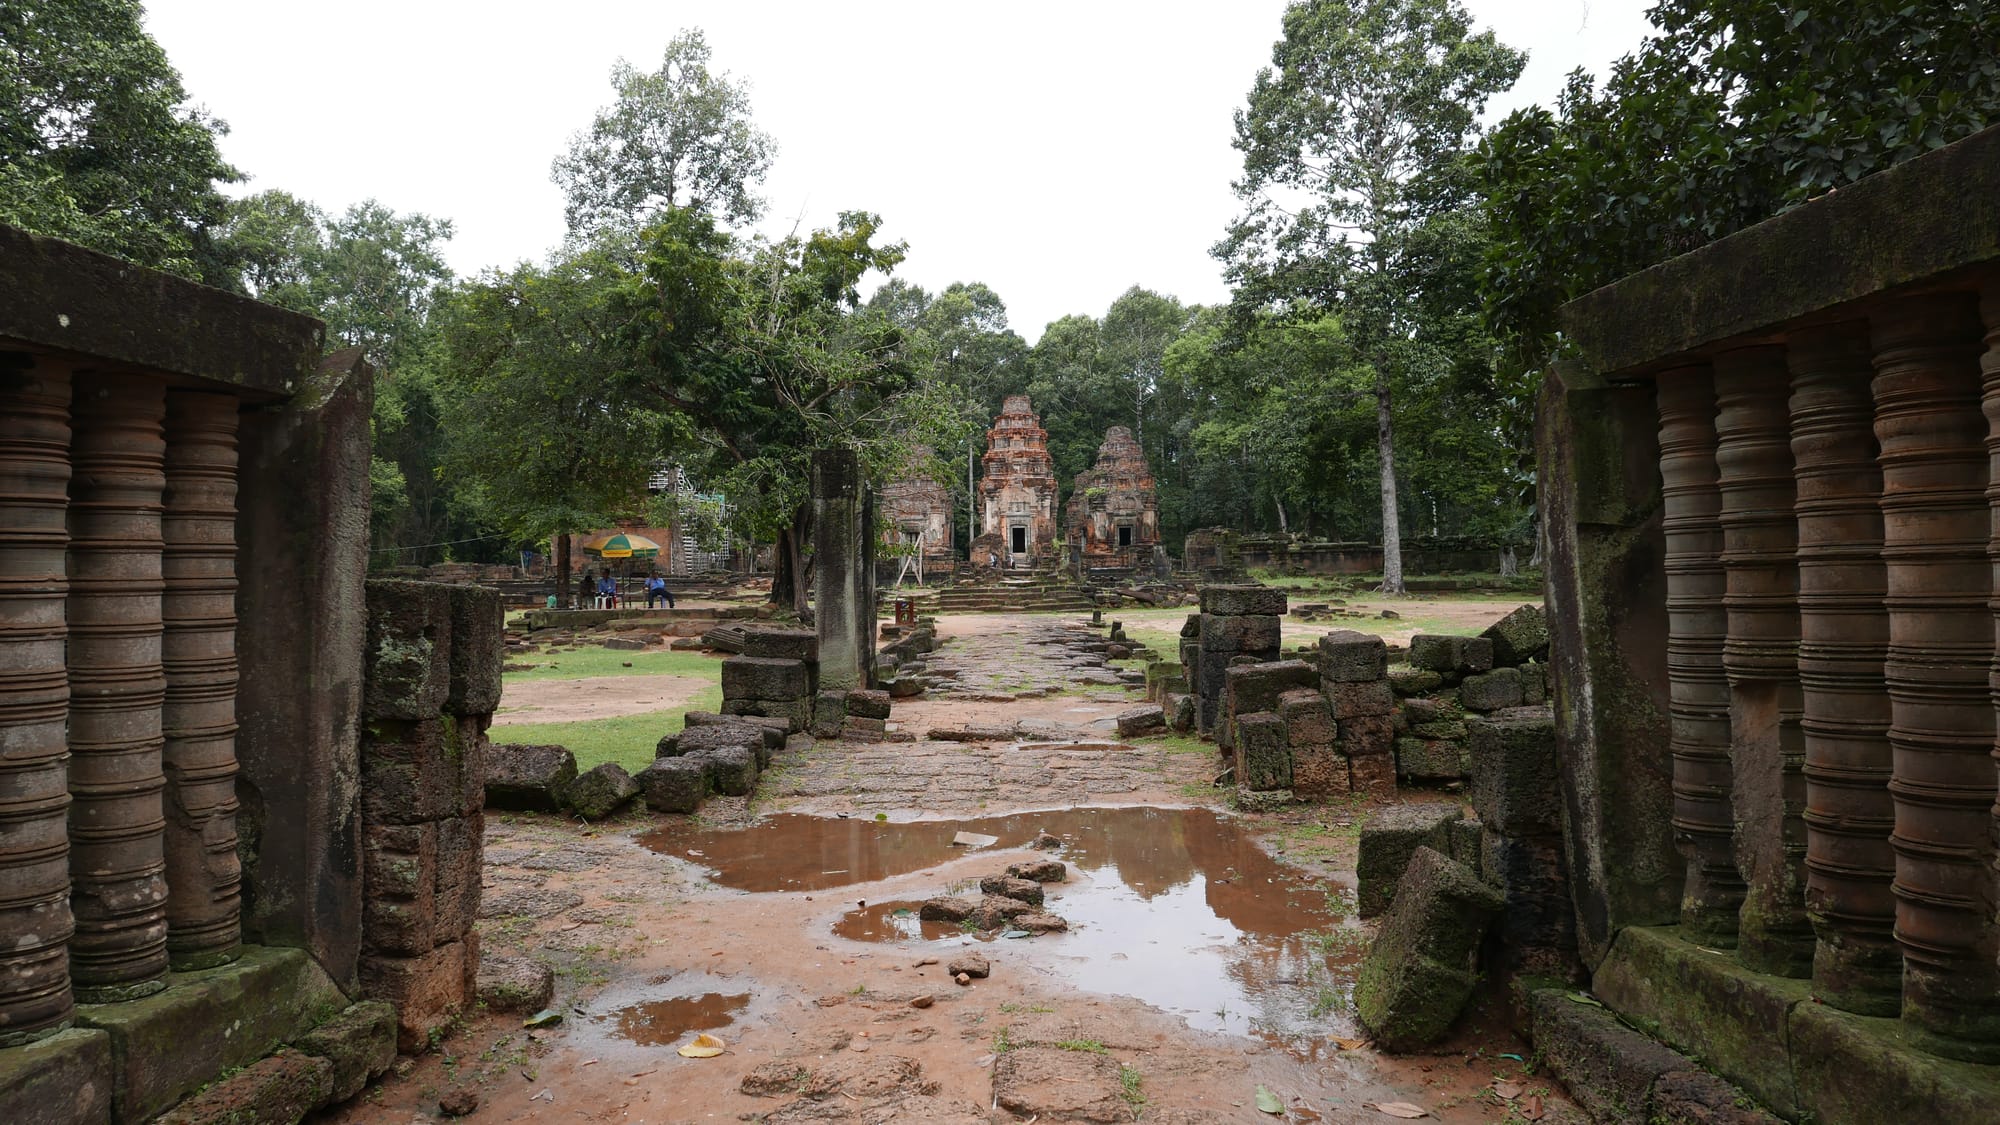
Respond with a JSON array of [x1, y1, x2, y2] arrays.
[[646, 806, 1369, 1047], [609, 991, 750, 1046], [569, 972, 781, 1054]]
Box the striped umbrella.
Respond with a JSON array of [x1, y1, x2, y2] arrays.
[[580, 532, 662, 559]]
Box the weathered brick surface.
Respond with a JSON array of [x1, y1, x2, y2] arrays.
[[741, 626, 818, 662], [1327, 679, 1396, 719], [1460, 666, 1526, 711], [721, 655, 811, 701], [445, 584, 503, 716], [1236, 711, 1290, 790], [363, 580, 452, 721]]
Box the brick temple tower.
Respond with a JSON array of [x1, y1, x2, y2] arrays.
[[976, 395, 1059, 564], [1065, 425, 1160, 567]]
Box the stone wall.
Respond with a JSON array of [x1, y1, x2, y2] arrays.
[[1542, 123, 2000, 1115], [355, 581, 498, 1052], [0, 225, 394, 1121]]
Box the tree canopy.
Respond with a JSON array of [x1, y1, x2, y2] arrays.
[[1, 0, 240, 283], [551, 29, 777, 240]]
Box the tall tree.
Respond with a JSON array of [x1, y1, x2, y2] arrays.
[[432, 247, 677, 600], [1, 0, 241, 283], [552, 29, 777, 240], [617, 207, 952, 615], [1219, 0, 1523, 592]]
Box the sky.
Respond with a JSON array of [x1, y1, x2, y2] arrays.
[[144, 0, 1657, 343]]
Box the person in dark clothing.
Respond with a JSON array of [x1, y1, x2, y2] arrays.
[[577, 569, 594, 609]]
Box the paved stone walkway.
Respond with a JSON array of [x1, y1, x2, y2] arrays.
[[920, 618, 1144, 700]]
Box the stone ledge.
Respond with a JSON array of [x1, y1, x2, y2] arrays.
[[1588, 925, 2000, 1124], [71, 946, 347, 1123], [0, 223, 324, 397], [1558, 124, 2000, 376], [0, 1027, 114, 1125]]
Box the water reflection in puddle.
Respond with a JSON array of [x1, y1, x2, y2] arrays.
[[646, 806, 1367, 1046], [571, 972, 774, 1053]]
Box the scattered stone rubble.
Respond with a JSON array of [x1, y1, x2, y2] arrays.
[[1354, 846, 1504, 1051], [920, 858, 1069, 936]]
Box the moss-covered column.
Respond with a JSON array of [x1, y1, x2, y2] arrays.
[[160, 390, 242, 969], [812, 449, 875, 691], [1713, 346, 1813, 977], [0, 354, 77, 1044], [65, 372, 171, 1001], [1656, 365, 1743, 946], [1790, 324, 1899, 1014], [1871, 294, 2000, 1061]]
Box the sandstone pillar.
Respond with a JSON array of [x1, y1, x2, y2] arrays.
[[1714, 345, 1812, 977], [1657, 366, 1742, 947], [1871, 295, 2000, 1060], [160, 390, 242, 969], [0, 355, 76, 1044], [65, 372, 170, 1001], [235, 348, 371, 990], [813, 449, 875, 691], [1789, 325, 1900, 1014]]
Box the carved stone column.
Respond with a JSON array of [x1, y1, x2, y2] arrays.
[[1871, 295, 2000, 1060], [161, 391, 241, 969], [0, 356, 77, 1044], [66, 373, 170, 1001], [1658, 366, 1743, 945], [1790, 325, 1899, 1014], [1714, 345, 1813, 977]]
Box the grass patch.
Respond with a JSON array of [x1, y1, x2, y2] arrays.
[[1054, 1038, 1107, 1054], [489, 684, 722, 773], [504, 645, 722, 682], [1119, 1065, 1145, 1109]]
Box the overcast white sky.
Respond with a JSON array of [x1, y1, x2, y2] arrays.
[[144, 0, 1656, 342]]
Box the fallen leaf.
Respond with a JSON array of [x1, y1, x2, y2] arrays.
[[1566, 991, 1605, 1007], [677, 1032, 726, 1058], [522, 1009, 563, 1029], [1372, 1102, 1429, 1119], [1330, 1036, 1370, 1051], [1255, 1085, 1284, 1114], [580, 1059, 599, 1068], [1493, 1080, 1523, 1099], [1521, 1094, 1546, 1121]]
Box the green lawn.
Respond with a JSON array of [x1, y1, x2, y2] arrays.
[[506, 645, 723, 681], [493, 643, 726, 772], [489, 683, 723, 774]]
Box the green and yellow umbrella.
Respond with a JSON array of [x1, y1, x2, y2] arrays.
[[580, 532, 662, 559]]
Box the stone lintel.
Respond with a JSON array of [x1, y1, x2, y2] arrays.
[[1559, 124, 2000, 377], [0, 223, 324, 398], [69, 945, 346, 1123]]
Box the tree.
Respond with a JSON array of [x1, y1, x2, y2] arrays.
[[617, 207, 953, 615], [219, 192, 468, 560], [1478, 0, 2000, 368], [1219, 0, 1523, 593], [552, 29, 777, 240], [1, 0, 240, 283], [432, 247, 679, 601]]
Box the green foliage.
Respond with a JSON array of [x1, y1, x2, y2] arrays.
[[1477, 0, 2000, 368], [552, 29, 776, 238], [431, 243, 679, 550], [0, 0, 240, 283], [1218, 0, 1526, 588]]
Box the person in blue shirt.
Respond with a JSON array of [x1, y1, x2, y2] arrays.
[[597, 573, 617, 608], [646, 574, 674, 609]]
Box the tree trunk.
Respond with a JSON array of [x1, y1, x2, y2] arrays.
[[1499, 545, 1517, 577], [1274, 497, 1290, 537], [555, 531, 572, 608], [1376, 371, 1405, 595], [770, 506, 815, 621]]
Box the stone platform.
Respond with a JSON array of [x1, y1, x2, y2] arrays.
[[0, 946, 352, 1124], [1574, 926, 2000, 1123]]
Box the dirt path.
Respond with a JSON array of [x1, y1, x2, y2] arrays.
[[329, 611, 1577, 1125], [495, 673, 712, 724]]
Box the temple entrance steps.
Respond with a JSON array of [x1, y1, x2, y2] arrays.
[[933, 580, 1097, 614]]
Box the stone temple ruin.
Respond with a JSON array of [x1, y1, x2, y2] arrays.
[[1535, 123, 2000, 1119], [0, 226, 497, 1119], [1064, 425, 1160, 571], [879, 444, 953, 580], [973, 394, 1059, 567]]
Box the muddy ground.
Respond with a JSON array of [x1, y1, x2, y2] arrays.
[[325, 601, 1575, 1125]]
